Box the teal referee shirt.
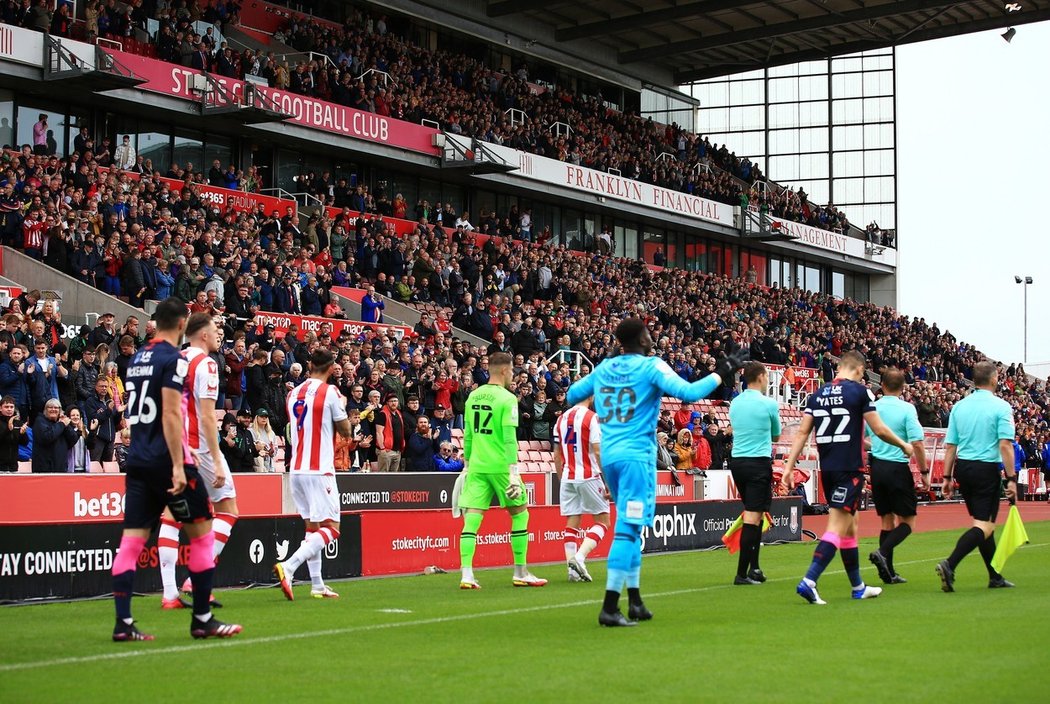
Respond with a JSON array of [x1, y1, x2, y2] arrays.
[[945, 389, 1015, 462], [729, 389, 781, 458], [867, 396, 924, 462]]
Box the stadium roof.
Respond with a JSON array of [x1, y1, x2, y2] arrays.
[[484, 0, 1050, 83]]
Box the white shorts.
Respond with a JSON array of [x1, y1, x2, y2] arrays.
[[290, 473, 340, 523], [194, 451, 237, 503], [559, 478, 610, 517]]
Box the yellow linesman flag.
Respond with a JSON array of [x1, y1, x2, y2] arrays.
[[991, 504, 1029, 573], [722, 512, 775, 553]]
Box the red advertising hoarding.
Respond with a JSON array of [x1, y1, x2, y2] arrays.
[[0, 474, 284, 525], [108, 51, 441, 157], [253, 311, 412, 340], [156, 176, 294, 216], [358, 506, 607, 576]]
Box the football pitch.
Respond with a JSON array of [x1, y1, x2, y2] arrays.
[[1, 522, 1047, 704]]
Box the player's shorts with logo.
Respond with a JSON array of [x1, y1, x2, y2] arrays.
[[820, 470, 866, 514], [560, 477, 610, 516], [729, 457, 774, 512], [194, 450, 237, 503], [123, 464, 212, 529], [955, 460, 1003, 522], [458, 471, 528, 510], [869, 458, 917, 517], [290, 473, 340, 523], [603, 459, 656, 526]]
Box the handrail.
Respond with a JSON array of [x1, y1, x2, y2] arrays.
[[546, 349, 593, 377], [356, 67, 395, 86], [261, 187, 297, 201], [308, 51, 337, 71], [548, 121, 573, 138], [504, 108, 528, 127]]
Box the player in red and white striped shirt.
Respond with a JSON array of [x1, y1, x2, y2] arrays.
[[553, 401, 609, 583], [157, 313, 239, 609], [274, 348, 351, 601]]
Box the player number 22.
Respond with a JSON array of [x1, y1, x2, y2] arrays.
[[124, 380, 157, 425]]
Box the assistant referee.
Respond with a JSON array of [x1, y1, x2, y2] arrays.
[[727, 362, 781, 585], [867, 368, 928, 585], [936, 361, 1017, 592]]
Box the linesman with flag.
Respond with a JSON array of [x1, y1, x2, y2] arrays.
[[936, 361, 1018, 592], [727, 361, 781, 585]]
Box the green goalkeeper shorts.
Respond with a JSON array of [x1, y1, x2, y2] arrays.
[[458, 472, 527, 510]]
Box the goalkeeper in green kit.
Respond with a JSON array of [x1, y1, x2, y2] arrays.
[[456, 352, 547, 589]]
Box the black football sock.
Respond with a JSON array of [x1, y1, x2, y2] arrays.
[[737, 523, 760, 577], [977, 533, 1001, 579], [947, 527, 985, 570]]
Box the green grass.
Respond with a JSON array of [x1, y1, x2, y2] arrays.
[[2, 524, 1048, 704]]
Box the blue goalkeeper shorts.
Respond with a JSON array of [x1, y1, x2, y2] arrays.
[[603, 459, 656, 527]]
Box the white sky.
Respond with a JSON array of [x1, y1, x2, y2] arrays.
[[896, 22, 1050, 369]]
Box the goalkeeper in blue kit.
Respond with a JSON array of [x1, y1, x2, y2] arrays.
[[567, 319, 746, 626]]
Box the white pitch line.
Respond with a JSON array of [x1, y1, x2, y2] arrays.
[[1, 542, 1045, 674]]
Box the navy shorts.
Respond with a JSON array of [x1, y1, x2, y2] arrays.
[[729, 457, 773, 512], [603, 459, 656, 527], [870, 458, 918, 517], [820, 471, 866, 514], [124, 464, 212, 530]]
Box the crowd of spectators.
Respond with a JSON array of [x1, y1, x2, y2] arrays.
[[2, 0, 862, 239], [1, 135, 1048, 476]]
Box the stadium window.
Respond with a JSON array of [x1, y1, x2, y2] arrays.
[[863, 150, 894, 176], [769, 257, 783, 287], [805, 265, 822, 293], [134, 129, 172, 175], [16, 105, 66, 157], [275, 148, 301, 190], [65, 109, 89, 156], [798, 76, 829, 102], [643, 229, 667, 266], [769, 155, 800, 181], [418, 179, 442, 211], [832, 271, 845, 299], [172, 132, 204, 172], [204, 138, 232, 174], [0, 91, 14, 149], [863, 97, 894, 122]]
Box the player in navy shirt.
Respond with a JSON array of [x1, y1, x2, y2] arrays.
[[110, 297, 242, 642], [782, 351, 914, 605]]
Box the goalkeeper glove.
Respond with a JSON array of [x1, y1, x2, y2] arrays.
[[505, 466, 524, 501], [451, 470, 466, 518], [714, 349, 749, 382]]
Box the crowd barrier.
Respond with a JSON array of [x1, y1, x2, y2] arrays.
[[0, 471, 803, 601]]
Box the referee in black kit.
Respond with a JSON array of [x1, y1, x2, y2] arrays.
[[867, 368, 928, 585], [936, 361, 1018, 592], [727, 362, 781, 585]]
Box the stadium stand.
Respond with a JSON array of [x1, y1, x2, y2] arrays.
[[0, 4, 1045, 485], [6, 0, 865, 243]]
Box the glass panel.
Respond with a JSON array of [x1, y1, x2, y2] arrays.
[[204, 138, 233, 176], [769, 257, 782, 287], [16, 106, 65, 156], [0, 90, 13, 150], [135, 130, 171, 175], [832, 271, 845, 299], [66, 110, 90, 158], [172, 133, 204, 175], [623, 225, 638, 260], [643, 229, 667, 267]]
